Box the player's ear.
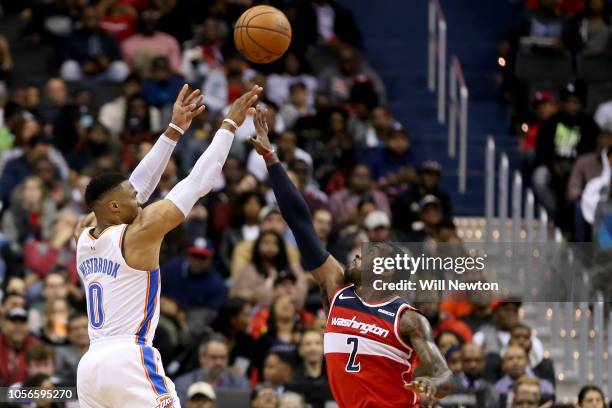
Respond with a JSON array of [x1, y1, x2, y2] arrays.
[[108, 200, 120, 213]]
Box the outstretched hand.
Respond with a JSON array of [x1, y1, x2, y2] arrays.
[[170, 84, 206, 132], [404, 377, 437, 407], [225, 85, 263, 128], [247, 105, 273, 155]]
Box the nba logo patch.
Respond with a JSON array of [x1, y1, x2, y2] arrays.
[[156, 395, 174, 408]]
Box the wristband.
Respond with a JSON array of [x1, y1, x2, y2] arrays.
[[168, 123, 185, 135], [222, 118, 239, 131], [263, 149, 276, 159]]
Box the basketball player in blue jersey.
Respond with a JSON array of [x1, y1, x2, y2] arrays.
[[247, 107, 453, 408], [73, 84, 262, 408]]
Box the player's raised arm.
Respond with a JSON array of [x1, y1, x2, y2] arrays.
[[133, 85, 262, 239], [248, 107, 345, 304], [129, 84, 204, 204], [400, 310, 453, 406]]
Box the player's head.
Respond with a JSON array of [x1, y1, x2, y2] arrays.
[[85, 173, 140, 224], [346, 242, 408, 290], [578, 385, 606, 408]]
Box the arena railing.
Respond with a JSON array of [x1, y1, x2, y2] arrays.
[[428, 0, 446, 124], [448, 57, 469, 193]]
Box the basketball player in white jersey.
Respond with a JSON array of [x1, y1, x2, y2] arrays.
[[74, 84, 262, 408]]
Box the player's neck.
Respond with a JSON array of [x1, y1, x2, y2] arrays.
[[355, 285, 395, 303], [94, 218, 121, 236]]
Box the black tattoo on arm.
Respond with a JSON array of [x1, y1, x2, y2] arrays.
[[400, 310, 454, 399]]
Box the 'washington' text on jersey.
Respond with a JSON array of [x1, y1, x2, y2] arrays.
[[79, 257, 120, 279]]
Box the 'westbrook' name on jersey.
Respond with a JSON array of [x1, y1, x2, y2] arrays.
[[79, 258, 120, 279]]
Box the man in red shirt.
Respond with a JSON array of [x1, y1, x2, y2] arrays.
[[0, 307, 38, 385]]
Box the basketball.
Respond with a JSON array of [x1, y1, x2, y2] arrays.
[[234, 5, 292, 64]]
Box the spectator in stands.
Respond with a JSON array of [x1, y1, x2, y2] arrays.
[[161, 236, 227, 318], [230, 205, 301, 274], [392, 161, 452, 233], [505, 323, 555, 386], [231, 231, 305, 308], [436, 331, 463, 355], [21, 373, 56, 407], [366, 122, 415, 192], [266, 53, 318, 108], [98, 0, 139, 41], [99, 73, 162, 138], [416, 297, 473, 344], [38, 78, 68, 140], [0, 292, 27, 324], [54, 314, 88, 386], [406, 195, 446, 242], [328, 164, 390, 228], [563, 0, 612, 55], [288, 330, 333, 406], [253, 294, 302, 378], [60, 5, 129, 82], [210, 298, 255, 378], [460, 292, 495, 333], [594, 96, 612, 132], [174, 334, 250, 404], [1, 176, 57, 252], [121, 7, 182, 75], [181, 17, 228, 83], [445, 345, 463, 375], [23, 343, 60, 385], [39, 297, 70, 346], [520, 91, 558, 160], [0, 35, 13, 85], [533, 83, 599, 229], [23, 208, 79, 284], [261, 351, 297, 395], [577, 385, 606, 408], [251, 386, 279, 408], [285, 161, 329, 213], [312, 208, 334, 248], [495, 346, 554, 404], [142, 56, 184, 109], [219, 192, 265, 274], [186, 381, 217, 408], [512, 376, 546, 408], [280, 83, 315, 129], [318, 45, 386, 105], [0, 307, 38, 385], [453, 343, 499, 408]]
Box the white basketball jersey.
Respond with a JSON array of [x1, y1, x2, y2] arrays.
[[76, 224, 160, 346]]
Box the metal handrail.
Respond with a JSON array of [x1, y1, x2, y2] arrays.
[[428, 0, 447, 123], [449, 57, 469, 193]]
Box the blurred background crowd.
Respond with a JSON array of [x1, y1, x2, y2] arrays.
[[0, 0, 609, 407]]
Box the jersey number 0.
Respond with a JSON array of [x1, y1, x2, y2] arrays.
[[88, 282, 105, 328]]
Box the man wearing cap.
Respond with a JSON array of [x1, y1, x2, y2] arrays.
[[186, 381, 216, 408], [392, 161, 452, 233], [521, 91, 558, 156], [533, 83, 599, 229], [0, 307, 39, 385], [161, 236, 227, 314], [366, 122, 416, 192]]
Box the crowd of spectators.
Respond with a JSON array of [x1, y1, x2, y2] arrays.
[[501, 0, 612, 244], [0, 0, 608, 407]]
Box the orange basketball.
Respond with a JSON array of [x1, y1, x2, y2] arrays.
[[234, 5, 292, 64]]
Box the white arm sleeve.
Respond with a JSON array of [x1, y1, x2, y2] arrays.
[[129, 134, 177, 204], [166, 128, 234, 216]]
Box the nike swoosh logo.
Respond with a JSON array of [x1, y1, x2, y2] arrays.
[[339, 294, 355, 300]]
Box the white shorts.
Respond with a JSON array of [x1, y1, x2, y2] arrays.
[[77, 336, 180, 408]]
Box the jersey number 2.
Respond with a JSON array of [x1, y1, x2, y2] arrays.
[[88, 282, 105, 328], [346, 337, 361, 372]]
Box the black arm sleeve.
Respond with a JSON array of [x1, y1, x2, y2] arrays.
[[267, 162, 329, 270]]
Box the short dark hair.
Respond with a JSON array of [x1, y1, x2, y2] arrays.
[[85, 173, 127, 208]]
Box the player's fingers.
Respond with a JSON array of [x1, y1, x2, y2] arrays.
[[185, 88, 201, 104], [190, 104, 206, 118], [185, 103, 196, 111], [176, 84, 188, 104], [247, 106, 256, 116]]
